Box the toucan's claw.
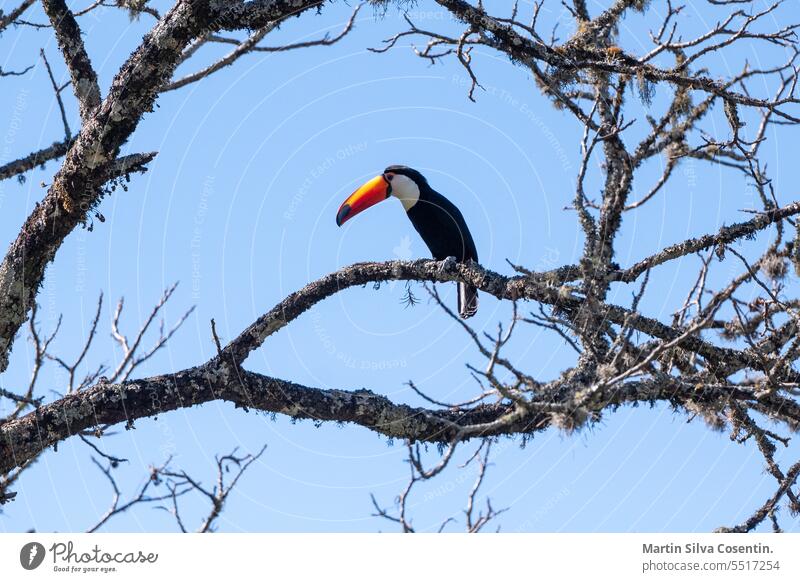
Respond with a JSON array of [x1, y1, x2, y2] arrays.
[[439, 256, 458, 275]]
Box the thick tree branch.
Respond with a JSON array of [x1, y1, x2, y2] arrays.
[[3, 256, 800, 477], [3, 355, 794, 478], [41, 0, 101, 120]]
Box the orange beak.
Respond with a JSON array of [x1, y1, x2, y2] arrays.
[[336, 175, 390, 226]]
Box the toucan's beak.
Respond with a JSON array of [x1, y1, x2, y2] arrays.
[[336, 175, 390, 226]]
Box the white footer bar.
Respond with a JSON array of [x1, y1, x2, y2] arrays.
[[1, 533, 798, 581]]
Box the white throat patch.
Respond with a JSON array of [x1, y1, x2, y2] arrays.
[[390, 174, 420, 211]]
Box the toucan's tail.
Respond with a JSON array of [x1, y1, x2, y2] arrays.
[[458, 282, 478, 319]]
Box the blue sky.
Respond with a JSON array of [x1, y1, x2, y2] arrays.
[[1, 0, 799, 532]]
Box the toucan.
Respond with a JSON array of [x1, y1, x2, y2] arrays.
[[336, 165, 479, 318]]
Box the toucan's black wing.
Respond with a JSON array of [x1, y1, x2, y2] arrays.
[[406, 188, 479, 318], [406, 189, 478, 263]]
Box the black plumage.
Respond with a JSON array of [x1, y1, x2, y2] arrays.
[[386, 166, 479, 318]]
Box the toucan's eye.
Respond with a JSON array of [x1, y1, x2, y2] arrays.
[[385, 173, 394, 181]]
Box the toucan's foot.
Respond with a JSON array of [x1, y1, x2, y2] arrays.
[[439, 256, 457, 274]]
